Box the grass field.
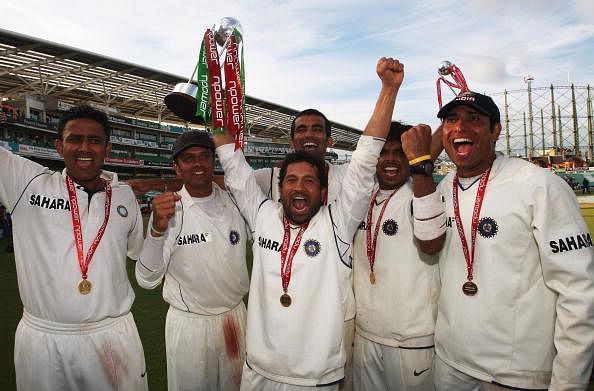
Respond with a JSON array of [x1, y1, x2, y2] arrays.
[[1, 208, 594, 390]]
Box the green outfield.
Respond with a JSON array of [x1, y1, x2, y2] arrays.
[[1, 210, 594, 390], [582, 207, 594, 233]]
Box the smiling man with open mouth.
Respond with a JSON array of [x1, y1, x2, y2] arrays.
[[433, 91, 594, 390], [214, 57, 405, 391], [352, 120, 445, 390], [2, 105, 148, 390], [136, 130, 250, 391]]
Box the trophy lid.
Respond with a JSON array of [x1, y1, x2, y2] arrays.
[[438, 60, 453, 76], [214, 17, 243, 46]]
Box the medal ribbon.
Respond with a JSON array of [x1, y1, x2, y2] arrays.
[[436, 64, 469, 109], [204, 29, 225, 134], [280, 217, 309, 294], [195, 36, 210, 123], [237, 28, 246, 149], [223, 33, 245, 151], [65, 176, 112, 280], [450, 64, 469, 93], [452, 168, 491, 282], [366, 189, 396, 274]]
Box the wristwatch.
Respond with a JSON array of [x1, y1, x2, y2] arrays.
[[409, 159, 434, 176]]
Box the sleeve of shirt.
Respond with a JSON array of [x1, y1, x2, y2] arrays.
[[254, 167, 273, 198], [217, 144, 267, 229], [0, 146, 48, 210], [334, 135, 384, 241], [135, 214, 167, 289], [532, 172, 594, 388], [126, 189, 144, 261]]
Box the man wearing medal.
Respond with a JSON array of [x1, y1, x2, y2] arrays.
[[434, 92, 594, 389], [352, 121, 445, 390], [0, 105, 147, 390], [213, 57, 404, 390], [136, 130, 249, 390], [253, 109, 356, 391]]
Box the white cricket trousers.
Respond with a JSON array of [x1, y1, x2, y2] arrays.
[[353, 333, 435, 391], [240, 362, 340, 391], [433, 356, 547, 391], [341, 317, 355, 391], [166, 302, 247, 391], [15, 310, 148, 391]]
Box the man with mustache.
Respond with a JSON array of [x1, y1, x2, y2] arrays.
[[213, 57, 404, 390], [352, 121, 445, 390], [254, 100, 445, 391], [253, 107, 357, 390], [254, 108, 344, 203], [0, 105, 147, 390], [136, 130, 249, 390], [434, 91, 594, 389]]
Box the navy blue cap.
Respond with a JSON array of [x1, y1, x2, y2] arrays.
[[437, 91, 500, 123], [171, 131, 214, 160]]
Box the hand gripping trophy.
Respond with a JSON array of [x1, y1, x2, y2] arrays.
[[436, 60, 469, 109], [165, 17, 246, 150]]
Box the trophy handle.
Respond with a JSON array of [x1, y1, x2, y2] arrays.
[[436, 61, 470, 108], [164, 82, 205, 124]]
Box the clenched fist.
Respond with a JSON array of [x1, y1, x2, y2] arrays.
[[377, 57, 404, 90], [150, 192, 182, 236], [401, 124, 432, 162]]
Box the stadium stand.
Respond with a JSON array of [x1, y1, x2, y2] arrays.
[[0, 28, 358, 180]]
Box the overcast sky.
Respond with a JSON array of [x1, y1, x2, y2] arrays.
[[3, 0, 594, 131]]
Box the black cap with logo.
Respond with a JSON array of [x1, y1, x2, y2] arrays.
[[437, 91, 501, 123], [171, 131, 215, 160]]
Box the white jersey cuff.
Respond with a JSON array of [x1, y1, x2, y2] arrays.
[[412, 190, 444, 220], [413, 190, 446, 241]]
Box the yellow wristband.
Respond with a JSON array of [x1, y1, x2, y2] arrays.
[[408, 154, 431, 166]]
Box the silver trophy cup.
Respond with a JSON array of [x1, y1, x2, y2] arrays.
[[164, 17, 242, 124]]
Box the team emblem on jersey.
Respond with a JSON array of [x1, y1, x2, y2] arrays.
[[382, 219, 398, 236], [303, 239, 321, 257], [229, 230, 240, 245], [117, 205, 128, 217], [478, 217, 498, 238]]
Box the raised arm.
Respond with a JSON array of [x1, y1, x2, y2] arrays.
[[337, 57, 405, 244], [430, 123, 444, 161], [135, 191, 181, 289], [212, 130, 267, 230], [0, 146, 47, 209], [401, 125, 446, 255], [362, 57, 404, 139]]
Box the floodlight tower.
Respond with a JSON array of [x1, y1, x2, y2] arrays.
[[524, 75, 535, 160]]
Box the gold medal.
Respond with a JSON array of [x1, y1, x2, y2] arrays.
[[78, 279, 92, 295], [66, 176, 111, 299], [462, 281, 478, 296], [369, 271, 376, 285], [280, 293, 292, 307]]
